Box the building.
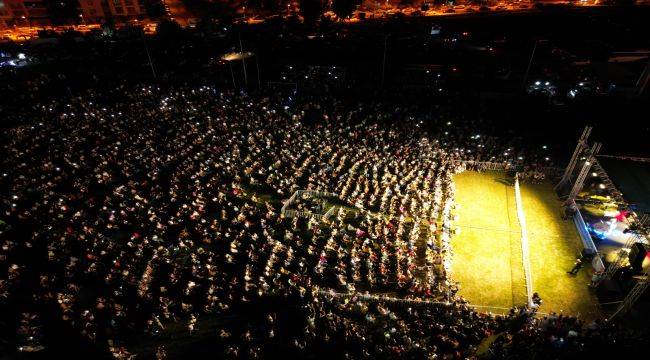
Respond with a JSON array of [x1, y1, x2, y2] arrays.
[[21, 0, 49, 26], [0, 0, 59, 27], [105, 0, 146, 19], [78, 0, 149, 23], [1, 0, 29, 29], [78, 0, 108, 23], [0, 1, 12, 30], [1, 0, 153, 29]]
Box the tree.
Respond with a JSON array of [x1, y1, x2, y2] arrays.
[[247, 0, 263, 10], [143, 0, 166, 18], [299, 0, 323, 25], [332, 0, 360, 20], [155, 18, 185, 41], [606, 0, 636, 5], [261, 0, 280, 12], [45, 0, 80, 25], [181, 0, 237, 22]]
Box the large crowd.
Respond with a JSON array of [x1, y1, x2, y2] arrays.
[[0, 85, 646, 359]]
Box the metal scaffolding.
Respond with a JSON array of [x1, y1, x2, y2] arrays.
[[590, 157, 627, 206], [556, 126, 592, 192], [555, 127, 650, 319], [565, 142, 601, 205], [609, 266, 650, 320], [639, 214, 649, 227], [595, 234, 637, 286]]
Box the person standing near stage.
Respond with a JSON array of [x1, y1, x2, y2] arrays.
[[562, 201, 578, 220], [568, 257, 583, 275]]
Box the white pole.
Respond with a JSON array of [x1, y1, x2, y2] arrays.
[[239, 32, 248, 86]]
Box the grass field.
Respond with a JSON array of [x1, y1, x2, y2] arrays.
[[521, 182, 600, 319], [451, 171, 527, 310], [451, 171, 600, 318]]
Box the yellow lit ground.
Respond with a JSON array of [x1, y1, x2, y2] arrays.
[[521, 182, 601, 319], [451, 171, 527, 311], [451, 171, 600, 318]]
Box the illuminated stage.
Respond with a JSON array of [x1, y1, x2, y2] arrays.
[[577, 156, 650, 264]]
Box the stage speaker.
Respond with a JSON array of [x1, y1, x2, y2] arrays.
[[596, 279, 623, 303], [628, 243, 650, 272]]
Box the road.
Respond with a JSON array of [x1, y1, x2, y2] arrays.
[[0, 2, 608, 43], [163, 0, 194, 27]]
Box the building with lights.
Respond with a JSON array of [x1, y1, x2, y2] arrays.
[[78, 0, 152, 23], [0, 0, 31, 28], [78, 0, 149, 23], [0, 0, 153, 28], [104, 0, 146, 19], [77, 0, 109, 23], [0, 0, 49, 26], [0, 0, 71, 27], [0, 0, 12, 30]]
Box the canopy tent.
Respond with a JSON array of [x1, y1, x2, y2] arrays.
[[597, 157, 650, 215]]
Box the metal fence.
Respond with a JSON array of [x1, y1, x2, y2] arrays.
[[317, 289, 527, 316], [459, 160, 517, 171], [322, 205, 338, 221], [458, 161, 563, 178], [514, 175, 534, 306], [569, 199, 605, 272], [539, 166, 564, 177], [281, 189, 338, 219], [317, 289, 452, 308]]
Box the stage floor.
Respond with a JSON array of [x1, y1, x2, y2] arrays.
[[451, 171, 600, 318]]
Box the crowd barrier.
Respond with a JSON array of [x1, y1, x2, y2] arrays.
[[322, 205, 338, 221], [569, 199, 605, 272], [281, 189, 338, 219], [281, 209, 323, 219], [292, 189, 337, 198], [514, 175, 534, 306], [539, 166, 564, 177], [317, 289, 528, 316], [317, 289, 452, 307], [459, 161, 563, 177], [460, 160, 517, 171]]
